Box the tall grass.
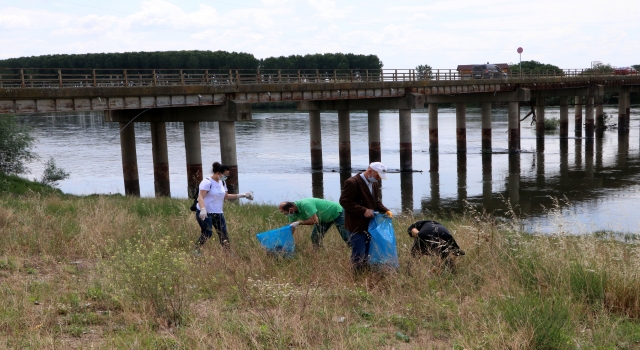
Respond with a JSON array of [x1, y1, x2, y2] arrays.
[[1, 191, 640, 348]]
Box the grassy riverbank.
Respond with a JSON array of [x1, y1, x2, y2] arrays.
[[1, 184, 640, 348]]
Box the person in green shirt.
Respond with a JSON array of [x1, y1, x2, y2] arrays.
[[278, 198, 351, 247]]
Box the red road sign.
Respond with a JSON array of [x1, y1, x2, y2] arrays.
[[517, 47, 523, 54]]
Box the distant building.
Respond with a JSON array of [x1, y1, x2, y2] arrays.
[[457, 63, 510, 77]]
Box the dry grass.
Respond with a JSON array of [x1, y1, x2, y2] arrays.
[[1, 192, 640, 349]]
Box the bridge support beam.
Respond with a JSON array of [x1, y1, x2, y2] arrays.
[[368, 109, 381, 163], [619, 91, 630, 133], [575, 96, 583, 137], [508, 102, 520, 152], [338, 110, 351, 171], [399, 109, 412, 171], [428, 104, 438, 151], [481, 102, 492, 152], [219, 121, 239, 194], [536, 98, 546, 138], [595, 95, 604, 134], [150, 122, 171, 197], [119, 122, 140, 196], [559, 97, 569, 138], [585, 96, 595, 139], [309, 110, 323, 170], [456, 103, 466, 153], [184, 121, 203, 197]]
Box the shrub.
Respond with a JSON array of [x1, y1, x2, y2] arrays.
[[544, 118, 560, 130], [0, 115, 35, 175], [39, 157, 70, 187]]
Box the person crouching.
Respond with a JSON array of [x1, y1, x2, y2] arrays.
[[407, 220, 464, 266]]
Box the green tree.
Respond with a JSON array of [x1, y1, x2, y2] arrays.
[[415, 64, 432, 80], [0, 115, 36, 175], [633, 64, 640, 72], [39, 156, 70, 187], [510, 60, 562, 74]]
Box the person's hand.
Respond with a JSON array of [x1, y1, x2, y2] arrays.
[[290, 221, 300, 228], [385, 211, 393, 218], [364, 209, 374, 218], [198, 208, 207, 220], [242, 191, 254, 200], [411, 228, 419, 237]]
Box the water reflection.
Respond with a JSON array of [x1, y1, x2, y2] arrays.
[[311, 172, 324, 199], [400, 172, 413, 214]]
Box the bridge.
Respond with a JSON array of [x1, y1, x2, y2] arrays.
[[1, 67, 638, 198]]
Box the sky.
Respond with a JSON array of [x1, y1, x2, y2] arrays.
[[0, 0, 638, 69]]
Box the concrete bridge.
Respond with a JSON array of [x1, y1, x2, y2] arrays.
[[1, 67, 638, 198]]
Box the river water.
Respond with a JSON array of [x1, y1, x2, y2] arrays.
[[22, 105, 640, 235]]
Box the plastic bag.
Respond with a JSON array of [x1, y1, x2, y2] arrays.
[[256, 225, 295, 257], [368, 214, 399, 269]]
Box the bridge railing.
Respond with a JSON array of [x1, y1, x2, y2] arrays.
[[0, 67, 635, 88]]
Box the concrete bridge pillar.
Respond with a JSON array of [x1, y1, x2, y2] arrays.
[[183, 121, 203, 197], [428, 104, 438, 151], [399, 109, 412, 171], [575, 96, 583, 137], [312, 172, 324, 199], [367, 109, 381, 163], [457, 152, 467, 211], [619, 91, 630, 133], [481, 102, 492, 152], [595, 95, 604, 133], [309, 110, 323, 170], [150, 122, 171, 197], [559, 97, 569, 138], [400, 172, 413, 214], [338, 110, 351, 171], [508, 102, 520, 152], [219, 121, 239, 194], [585, 96, 595, 138], [574, 138, 582, 168], [456, 103, 466, 153], [482, 153, 492, 211], [119, 122, 140, 196], [535, 98, 546, 138], [429, 152, 440, 208]]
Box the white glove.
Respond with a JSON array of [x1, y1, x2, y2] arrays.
[[242, 191, 254, 200], [198, 208, 207, 220], [290, 221, 300, 228]]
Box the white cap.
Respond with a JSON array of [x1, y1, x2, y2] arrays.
[[369, 162, 388, 180]]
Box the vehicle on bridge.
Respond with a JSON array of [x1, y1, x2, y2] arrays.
[[457, 63, 509, 79], [614, 67, 638, 75]]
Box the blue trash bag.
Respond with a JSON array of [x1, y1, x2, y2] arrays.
[[368, 214, 400, 269], [256, 225, 295, 257]]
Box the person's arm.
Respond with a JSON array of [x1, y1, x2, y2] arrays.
[[296, 214, 319, 225], [339, 179, 368, 217], [198, 189, 208, 209], [407, 220, 427, 237]]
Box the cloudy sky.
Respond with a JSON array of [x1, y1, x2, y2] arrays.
[[0, 0, 638, 69]]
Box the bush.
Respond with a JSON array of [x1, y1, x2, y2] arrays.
[[544, 118, 560, 130], [107, 237, 195, 326], [39, 157, 70, 187], [0, 115, 35, 175]]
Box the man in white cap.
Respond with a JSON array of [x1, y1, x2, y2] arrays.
[[339, 162, 392, 273]]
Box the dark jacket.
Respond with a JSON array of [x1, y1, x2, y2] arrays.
[[339, 173, 389, 233], [407, 220, 464, 258]]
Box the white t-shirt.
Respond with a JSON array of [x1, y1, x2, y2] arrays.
[[196, 177, 228, 213]]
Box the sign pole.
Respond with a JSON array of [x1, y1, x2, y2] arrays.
[[517, 47, 523, 76]]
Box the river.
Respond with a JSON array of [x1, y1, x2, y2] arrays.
[[21, 105, 640, 235]]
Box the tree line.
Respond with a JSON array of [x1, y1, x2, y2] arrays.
[[0, 51, 383, 72]]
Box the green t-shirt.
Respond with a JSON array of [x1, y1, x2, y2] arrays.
[[288, 198, 343, 223]]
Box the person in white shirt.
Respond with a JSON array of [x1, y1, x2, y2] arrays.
[[195, 162, 253, 249]]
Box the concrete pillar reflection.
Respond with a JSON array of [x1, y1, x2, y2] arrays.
[[311, 172, 324, 199], [338, 110, 351, 171], [536, 138, 545, 187], [585, 96, 594, 138], [119, 122, 140, 196], [400, 172, 414, 214], [482, 153, 492, 211], [618, 132, 629, 169], [595, 135, 603, 170], [150, 121, 170, 197], [560, 139, 569, 181], [429, 151, 440, 209], [481, 102, 492, 152], [219, 121, 239, 194], [456, 103, 466, 153], [536, 98, 545, 138], [508, 102, 520, 152], [595, 95, 604, 133], [367, 109, 381, 163], [399, 109, 412, 171], [559, 97, 569, 138], [428, 103, 438, 151], [309, 110, 323, 170], [508, 153, 520, 208], [575, 96, 583, 137], [585, 139, 594, 182], [618, 92, 630, 134], [457, 152, 467, 210], [340, 171, 351, 189], [574, 138, 583, 168], [184, 121, 203, 198]]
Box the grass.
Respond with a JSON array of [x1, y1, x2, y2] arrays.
[[1, 180, 640, 348]]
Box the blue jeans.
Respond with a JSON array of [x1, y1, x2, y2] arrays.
[[195, 210, 229, 247], [349, 231, 371, 274], [311, 209, 351, 247]]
